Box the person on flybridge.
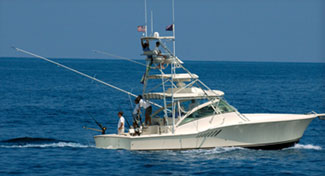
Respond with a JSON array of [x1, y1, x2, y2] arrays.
[[141, 40, 169, 83], [141, 39, 153, 84], [136, 95, 152, 126], [141, 39, 151, 55], [153, 41, 167, 69], [117, 111, 125, 134]]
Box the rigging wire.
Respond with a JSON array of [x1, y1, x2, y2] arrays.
[[93, 50, 156, 69], [93, 50, 146, 67]]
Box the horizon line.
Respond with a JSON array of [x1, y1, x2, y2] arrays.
[[1, 56, 324, 64]]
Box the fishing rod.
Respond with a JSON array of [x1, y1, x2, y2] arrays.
[[122, 114, 132, 129], [124, 116, 132, 129], [12, 47, 165, 110], [87, 112, 107, 134]]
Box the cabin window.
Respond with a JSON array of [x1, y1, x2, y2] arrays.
[[179, 99, 235, 126], [218, 99, 236, 113]]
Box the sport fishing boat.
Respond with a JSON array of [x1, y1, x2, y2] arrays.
[[13, 1, 324, 151], [13, 36, 325, 150]]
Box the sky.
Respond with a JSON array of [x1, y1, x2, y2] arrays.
[[0, 0, 324, 62]]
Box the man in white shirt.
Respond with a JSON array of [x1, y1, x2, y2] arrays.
[[153, 42, 167, 69], [153, 41, 162, 55], [117, 111, 125, 134], [137, 95, 152, 126]]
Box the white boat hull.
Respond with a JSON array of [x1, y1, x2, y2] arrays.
[[94, 114, 316, 150]]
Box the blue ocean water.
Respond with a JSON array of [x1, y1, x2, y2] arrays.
[[0, 57, 324, 175]]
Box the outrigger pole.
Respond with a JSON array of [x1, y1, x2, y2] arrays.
[[12, 47, 164, 109]]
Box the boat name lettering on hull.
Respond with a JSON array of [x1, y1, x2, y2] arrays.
[[196, 129, 222, 138]]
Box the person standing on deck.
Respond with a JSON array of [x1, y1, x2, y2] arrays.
[[132, 98, 141, 128], [117, 111, 125, 134], [137, 95, 152, 126]]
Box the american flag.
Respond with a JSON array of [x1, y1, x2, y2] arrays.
[[137, 25, 146, 32]]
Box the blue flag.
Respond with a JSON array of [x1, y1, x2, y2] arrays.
[[166, 24, 173, 31]]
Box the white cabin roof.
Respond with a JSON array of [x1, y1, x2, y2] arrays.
[[147, 73, 198, 82], [143, 87, 224, 100]]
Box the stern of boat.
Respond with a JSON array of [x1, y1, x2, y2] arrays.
[[94, 134, 132, 150]]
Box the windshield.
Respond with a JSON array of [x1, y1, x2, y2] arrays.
[[178, 99, 236, 126]]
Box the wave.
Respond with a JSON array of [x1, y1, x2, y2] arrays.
[[0, 137, 94, 149], [179, 146, 246, 155], [0, 142, 94, 148], [205, 146, 246, 154], [288, 144, 322, 150]]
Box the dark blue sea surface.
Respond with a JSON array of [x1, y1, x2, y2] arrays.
[[0, 57, 324, 175]]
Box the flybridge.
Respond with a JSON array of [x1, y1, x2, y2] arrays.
[[139, 0, 176, 56]]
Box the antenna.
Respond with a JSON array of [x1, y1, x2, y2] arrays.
[[151, 10, 154, 36], [144, 0, 148, 37], [172, 0, 176, 56]]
